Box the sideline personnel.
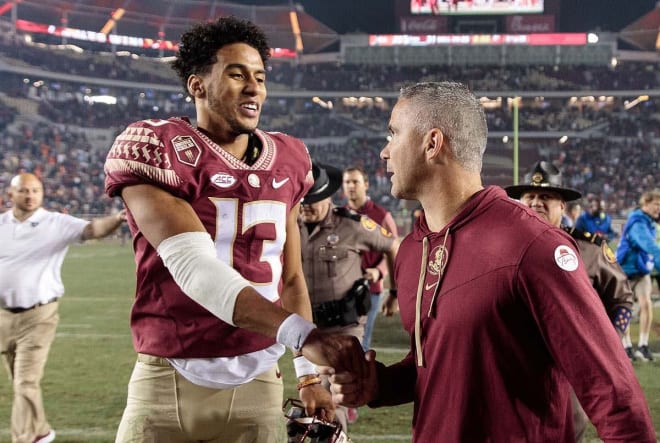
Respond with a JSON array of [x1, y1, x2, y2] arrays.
[[342, 165, 399, 351], [616, 189, 660, 362], [0, 172, 125, 443]]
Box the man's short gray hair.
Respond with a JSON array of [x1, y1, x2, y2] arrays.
[[399, 81, 488, 173]]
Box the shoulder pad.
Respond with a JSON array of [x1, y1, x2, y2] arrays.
[[562, 226, 603, 246], [333, 207, 361, 221]]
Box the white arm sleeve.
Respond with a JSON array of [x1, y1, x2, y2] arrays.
[[157, 231, 250, 326]]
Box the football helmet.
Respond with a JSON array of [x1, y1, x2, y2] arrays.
[[283, 398, 349, 443]]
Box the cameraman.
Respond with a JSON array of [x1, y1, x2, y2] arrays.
[[298, 162, 398, 433]]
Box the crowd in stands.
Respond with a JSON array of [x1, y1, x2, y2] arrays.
[[1, 35, 659, 93], [0, 36, 659, 234], [1, 95, 657, 232], [0, 112, 121, 216]]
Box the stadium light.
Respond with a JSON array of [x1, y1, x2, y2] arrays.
[[624, 95, 649, 110], [289, 11, 303, 53], [84, 95, 117, 105], [0, 1, 14, 17], [100, 8, 125, 35]]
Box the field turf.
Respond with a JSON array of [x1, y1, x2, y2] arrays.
[[0, 242, 657, 442]]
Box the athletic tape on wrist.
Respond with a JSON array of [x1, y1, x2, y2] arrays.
[[293, 355, 317, 377], [276, 313, 316, 353], [157, 231, 250, 326]]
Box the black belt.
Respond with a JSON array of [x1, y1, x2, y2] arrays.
[[4, 298, 58, 314]]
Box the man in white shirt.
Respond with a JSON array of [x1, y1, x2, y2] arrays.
[[0, 173, 126, 443]]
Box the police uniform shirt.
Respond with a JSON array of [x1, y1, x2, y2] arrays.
[[563, 226, 633, 320], [300, 206, 394, 305]]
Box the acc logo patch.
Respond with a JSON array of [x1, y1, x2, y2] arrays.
[[361, 216, 377, 231], [172, 135, 201, 167], [602, 242, 617, 263], [554, 244, 579, 272], [211, 172, 237, 189]]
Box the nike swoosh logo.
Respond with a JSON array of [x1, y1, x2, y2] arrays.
[[272, 177, 289, 189], [425, 281, 438, 291]]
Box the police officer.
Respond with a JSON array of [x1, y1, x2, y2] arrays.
[[298, 162, 398, 433], [505, 161, 634, 443]]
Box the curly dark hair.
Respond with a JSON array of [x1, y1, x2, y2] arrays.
[[171, 16, 271, 94]]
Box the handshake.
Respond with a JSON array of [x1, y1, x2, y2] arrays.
[[299, 327, 380, 410], [276, 313, 381, 429]]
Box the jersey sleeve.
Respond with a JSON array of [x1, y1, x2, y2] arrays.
[[104, 119, 184, 199]]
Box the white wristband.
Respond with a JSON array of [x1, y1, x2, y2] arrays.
[[276, 313, 316, 353], [293, 355, 317, 378]]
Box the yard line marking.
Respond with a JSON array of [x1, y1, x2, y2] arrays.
[[63, 297, 126, 302], [373, 346, 409, 354], [67, 249, 129, 259], [0, 428, 115, 438], [56, 332, 129, 339]]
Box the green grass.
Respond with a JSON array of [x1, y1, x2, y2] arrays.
[[0, 242, 657, 442]]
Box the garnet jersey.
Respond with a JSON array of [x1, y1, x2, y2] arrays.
[[105, 117, 313, 358]]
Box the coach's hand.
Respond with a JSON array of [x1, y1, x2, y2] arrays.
[[301, 329, 367, 378], [319, 349, 379, 408], [381, 292, 398, 316]]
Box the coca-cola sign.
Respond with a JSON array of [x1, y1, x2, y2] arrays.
[[506, 15, 555, 33], [400, 16, 448, 34]]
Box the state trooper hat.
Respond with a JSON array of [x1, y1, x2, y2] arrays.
[[301, 162, 342, 204], [504, 161, 582, 202]]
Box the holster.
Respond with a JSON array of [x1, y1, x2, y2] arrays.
[[312, 296, 358, 328], [311, 278, 371, 328]]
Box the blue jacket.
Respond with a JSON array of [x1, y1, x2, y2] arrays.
[[615, 208, 660, 277], [575, 211, 618, 240]]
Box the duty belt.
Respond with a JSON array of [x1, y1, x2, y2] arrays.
[[312, 297, 358, 328]]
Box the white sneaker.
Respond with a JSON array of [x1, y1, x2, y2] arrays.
[[33, 429, 55, 443]]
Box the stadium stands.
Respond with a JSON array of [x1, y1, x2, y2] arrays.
[[0, 24, 658, 233]]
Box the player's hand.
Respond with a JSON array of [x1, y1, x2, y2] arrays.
[[299, 381, 335, 422], [381, 292, 399, 316], [301, 329, 367, 379], [319, 350, 379, 408], [116, 209, 127, 222], [363, 267, 380, 283]]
